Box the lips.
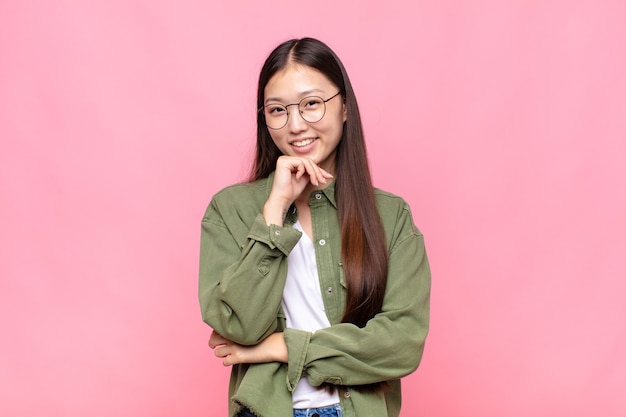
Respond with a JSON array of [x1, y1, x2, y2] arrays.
[[290, 138, 318, 147]]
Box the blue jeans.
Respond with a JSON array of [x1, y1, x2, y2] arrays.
[[293, 404, 343, 417], [237, 403, 343, 417]]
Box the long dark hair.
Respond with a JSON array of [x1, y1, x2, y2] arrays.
[[251, 38, 388, 329]]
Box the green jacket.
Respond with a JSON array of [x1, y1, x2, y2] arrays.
[[199, 174, 431, 417]]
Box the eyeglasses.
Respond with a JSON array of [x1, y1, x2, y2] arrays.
[[259, 91, 342, 130]]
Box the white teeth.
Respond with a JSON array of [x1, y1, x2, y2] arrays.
[[292, 138, 316, 147]]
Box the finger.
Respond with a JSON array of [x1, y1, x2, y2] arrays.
[[222, 350, 241, 367], [294, 158, 316, 185], [216, 347, 236, 367], [309, 160, 332, 186], [214, 344, 231, 358], [319, 168, 334, 179], [294, 161, 307, 181], [209, 332, 227, 349], [208, 335, 220, 349], [303, 159, 324, 186]]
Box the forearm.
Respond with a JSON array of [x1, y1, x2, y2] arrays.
[[199, 210, 301, 345], [285, 311, 428, 387], [284, 234, 431, 387]]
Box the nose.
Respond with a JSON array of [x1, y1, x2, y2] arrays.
[[286, 105, 307, 133]]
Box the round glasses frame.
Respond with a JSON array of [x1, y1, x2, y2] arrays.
[[259, 91, 342, 130]]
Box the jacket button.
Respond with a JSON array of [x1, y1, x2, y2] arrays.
[[315, 193, 322, 200], [318, 239, 326, 246], [344, 390, 351, 398]]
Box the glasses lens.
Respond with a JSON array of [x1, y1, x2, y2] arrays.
[[299, 97, 326, 123], [263, 104, 288, 129]]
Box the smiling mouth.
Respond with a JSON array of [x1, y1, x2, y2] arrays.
[[291, 138, 317, 147]]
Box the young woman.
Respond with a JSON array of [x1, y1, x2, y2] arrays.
[[199, 38, 431, 417]]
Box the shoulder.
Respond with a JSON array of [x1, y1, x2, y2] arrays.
[[373, 187, 424, 245], [212, 178, 270, 202], [373, 188, 409, 209], [373, 188, 416, 224], [203, 177, 271, 221]]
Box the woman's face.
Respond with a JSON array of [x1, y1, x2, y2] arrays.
[[263, 64, 346, 173]]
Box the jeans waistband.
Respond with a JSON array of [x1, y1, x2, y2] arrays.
[[293, 403, 342, 417]]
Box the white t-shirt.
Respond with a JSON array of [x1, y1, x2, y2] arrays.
[[281, 221, 340, 408]]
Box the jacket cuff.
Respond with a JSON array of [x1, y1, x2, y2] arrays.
[[283, 328, 311, 391], [248, 214, 302, 256]]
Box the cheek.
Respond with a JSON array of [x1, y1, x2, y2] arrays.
[[268, 130, 280, 145], [268, 131, 287, 151], [326, 113, 345, 138]]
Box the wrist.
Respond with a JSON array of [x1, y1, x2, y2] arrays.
[[263, 198, 291, 226], [269, 333, 288, 363]]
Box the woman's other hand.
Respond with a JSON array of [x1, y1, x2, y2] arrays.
[[208, 330, 288, 366]]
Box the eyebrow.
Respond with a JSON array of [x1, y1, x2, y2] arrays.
[[264, 88, 326, 104]]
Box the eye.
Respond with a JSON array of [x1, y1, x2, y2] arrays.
[[302, 97, 323, 109], [266, 105, 286, 115]]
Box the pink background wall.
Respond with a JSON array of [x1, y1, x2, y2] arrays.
[[1, 1, 625, 416]]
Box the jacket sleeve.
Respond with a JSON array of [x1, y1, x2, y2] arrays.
[[283, 207, 431, 388], [199, 195, 302, 345]]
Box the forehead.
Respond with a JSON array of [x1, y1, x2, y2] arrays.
[[264, 64, 336, 100]]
